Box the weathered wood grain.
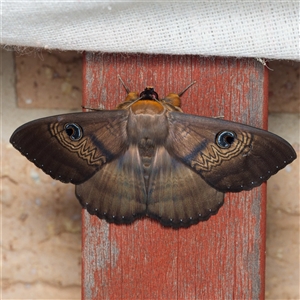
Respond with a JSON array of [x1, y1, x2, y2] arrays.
[[82, 54, 267, 299]]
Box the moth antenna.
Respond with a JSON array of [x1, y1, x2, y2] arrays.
[[118, 75, 131, 94], [178, 80, 196, 97], [125, 96, 144, 108]]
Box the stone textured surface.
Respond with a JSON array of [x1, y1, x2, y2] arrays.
[[15, 51, 82, 109], [2, 50, 82, 299], [269, 60, 300, 113], [1, 50, 299, 299]]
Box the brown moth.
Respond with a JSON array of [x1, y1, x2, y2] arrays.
[[10, 78, 296, 228]]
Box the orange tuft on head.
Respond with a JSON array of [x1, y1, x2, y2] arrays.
[[163, 93, 181, 108]]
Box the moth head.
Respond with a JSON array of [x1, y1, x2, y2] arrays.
[[139, 87, 159, 100]]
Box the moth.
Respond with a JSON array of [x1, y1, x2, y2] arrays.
[[10, 77, 297, 228]]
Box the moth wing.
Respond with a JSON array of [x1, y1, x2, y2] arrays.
[[147, 147, 224, 227], [166, 112, 296, 192], [10, 110, 129, 184], [76, 146, 147, 224]]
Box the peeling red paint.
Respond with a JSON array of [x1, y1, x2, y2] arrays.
[[82, 54, 267, 299]]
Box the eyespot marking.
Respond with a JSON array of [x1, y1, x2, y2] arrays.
[[216, 131, 236, 148], [65, 123, 83, 141]]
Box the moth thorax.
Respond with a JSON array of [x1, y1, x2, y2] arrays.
[[127, 112, 168, 145]]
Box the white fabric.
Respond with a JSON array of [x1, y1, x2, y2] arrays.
[[1, 1, 299, 60]]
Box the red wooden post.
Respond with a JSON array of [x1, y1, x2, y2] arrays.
[[82, 54, 268, 299]]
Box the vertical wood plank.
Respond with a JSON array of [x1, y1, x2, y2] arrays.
[[82, 54, 267, 299]]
